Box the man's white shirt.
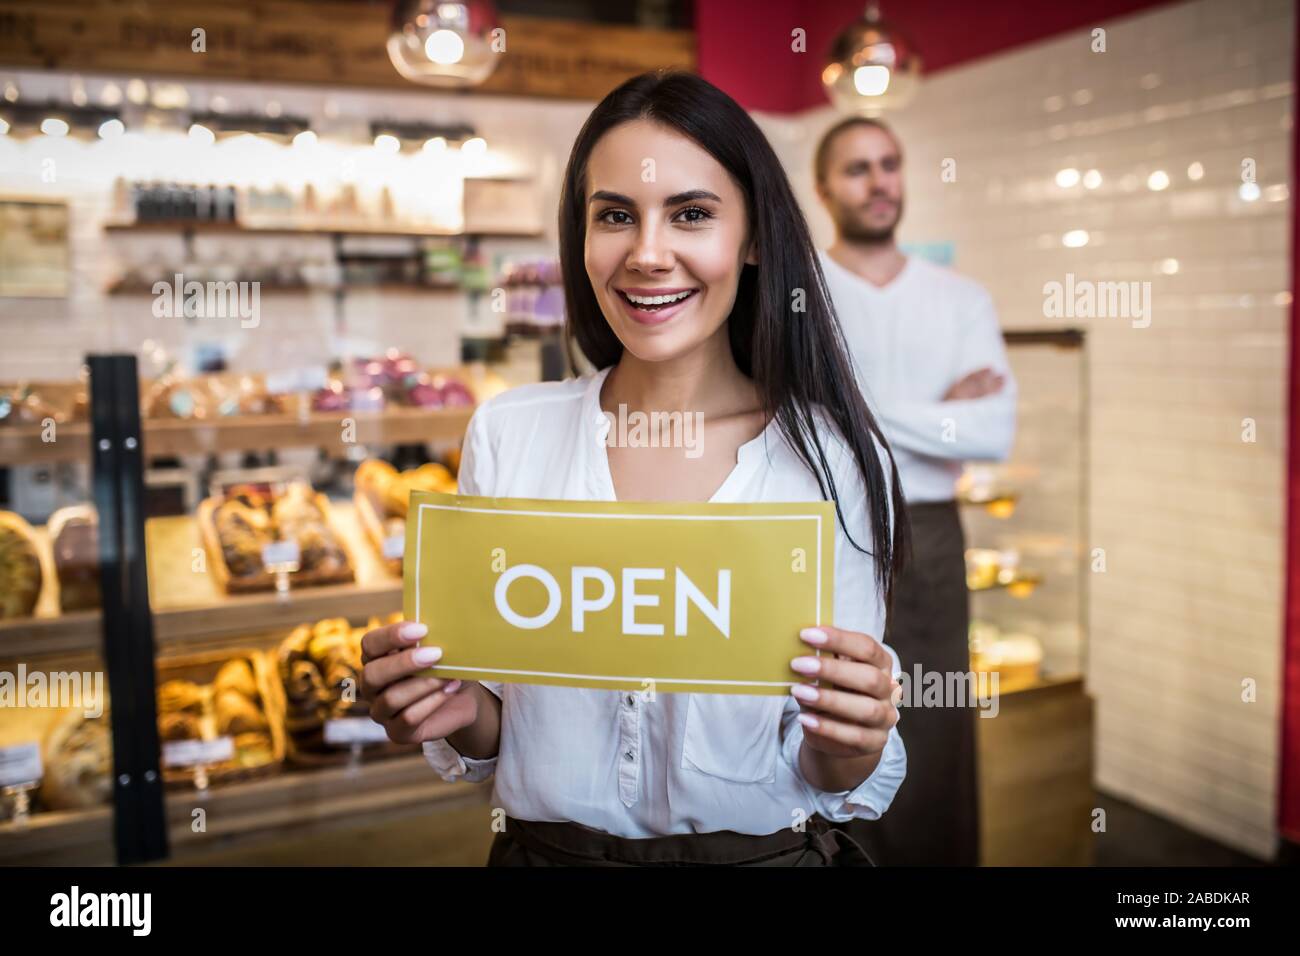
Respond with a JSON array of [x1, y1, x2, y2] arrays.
[[819, 252, 1018, 503]]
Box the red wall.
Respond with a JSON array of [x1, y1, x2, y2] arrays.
[[1281, 2, 1300, 849], [696, 0, 1181, 114]]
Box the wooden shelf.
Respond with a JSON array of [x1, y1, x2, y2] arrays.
[[105, 281, 463, 295], [0, 805, 114, 866], [0, 610, 101, 659], [0, 755, 488, 865], [3, 407, 472, 464], [104, 220, 542, 240], [146, 500, 401, 647], [968, 571, 1044, 596], [142, 406, 473, 456], [164, 754, 488, 860]]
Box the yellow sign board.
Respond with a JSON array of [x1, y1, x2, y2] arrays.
[[403, 491, 835, 695]]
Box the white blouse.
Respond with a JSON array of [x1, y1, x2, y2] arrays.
[[423, 366, 906, 837]]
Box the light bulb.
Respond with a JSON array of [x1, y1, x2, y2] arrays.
[[853, 65, 891, 97], [425, 29, 465, 65]]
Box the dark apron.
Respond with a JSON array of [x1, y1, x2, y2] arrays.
[[488, 815, 874, 867], [837, 499, 979, 866]]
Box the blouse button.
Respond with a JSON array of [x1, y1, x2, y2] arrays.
[[624, 750, 634, 761]]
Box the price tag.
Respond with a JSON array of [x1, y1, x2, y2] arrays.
[[163, 737, 234, 768], [381, 534, 405, 560], [0, 742, 43, 788], [261, 540, 301, 568], [324, 717, 389, 746]]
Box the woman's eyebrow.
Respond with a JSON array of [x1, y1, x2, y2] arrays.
[[588, 188, 723, 207]]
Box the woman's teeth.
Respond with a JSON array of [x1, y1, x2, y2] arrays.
[[623, 290, 695, 309]]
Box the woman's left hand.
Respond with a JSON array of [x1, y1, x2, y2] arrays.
[[789, 625, 899, 760]]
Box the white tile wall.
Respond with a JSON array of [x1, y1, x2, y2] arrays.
[[775, 0, 1291, 858]]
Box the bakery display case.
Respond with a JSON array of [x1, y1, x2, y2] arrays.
[[959, 329, 1093, 866], [959, 328, 1089, 690], [0, 366, 116, 865], [0, 353, 503, 865], [142, 355, 501, 864]]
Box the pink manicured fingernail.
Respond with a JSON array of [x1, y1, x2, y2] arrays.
[[399, 623, 428, 641], [798, 713, 820, 730], [443, 680, 463, 694], [412, 646, 442, 666], [799, 628, 828, 644], [790, 656, 821, 675], [791, 684, 819, 702]]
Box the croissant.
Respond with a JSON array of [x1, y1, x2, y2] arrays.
[[213, 659, 258, 699], [159, 710, 203, 741], [215, 689, 268, 735], [157, 679, 206, 714]]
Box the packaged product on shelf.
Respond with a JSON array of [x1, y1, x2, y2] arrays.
[[142, 367, 286, 420], [0, 511, 43, 619], [199, 481, 355, 594], [0, 380, 88, 427], [310, 352, 476, 412], [49, 505, 100, 613]]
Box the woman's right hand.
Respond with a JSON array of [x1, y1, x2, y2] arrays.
[[360, 620, 479, 745]]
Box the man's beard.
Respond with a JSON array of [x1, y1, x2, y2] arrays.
[[836, 199, 902, 244]]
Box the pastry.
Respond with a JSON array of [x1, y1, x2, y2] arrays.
[[215, 689, 268, 736], [157, 679, 206, 714], [49, 505, 100, 612], [213, 498, 273, 578], [41, 710, 113, 811], [213, 658, 258, 699], [306, 619, 350, 661], [159, 710, 203, 741], [272, 484, 349, 577], [355, 459, 398, 499], [0, 511, 42, 619], [277, 613, 401, 752], [233, 732, 274, 766]]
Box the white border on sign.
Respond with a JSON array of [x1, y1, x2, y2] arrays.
[[413, 503, 824, 689]]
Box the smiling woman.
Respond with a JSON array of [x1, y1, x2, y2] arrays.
[[558, 72, 904, 589], [359, 70, 911, 867]]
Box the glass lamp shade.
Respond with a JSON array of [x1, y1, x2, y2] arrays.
[[387, 0, 501, 88], [821, 7, 921, 115]]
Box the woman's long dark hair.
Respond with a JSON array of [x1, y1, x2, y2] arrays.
[[558, 70, 908, 608]]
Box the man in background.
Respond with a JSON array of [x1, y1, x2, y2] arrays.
[[815, 117, 1017, 866]]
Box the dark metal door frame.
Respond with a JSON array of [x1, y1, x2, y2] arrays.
[[89, 354, 168, 864]]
